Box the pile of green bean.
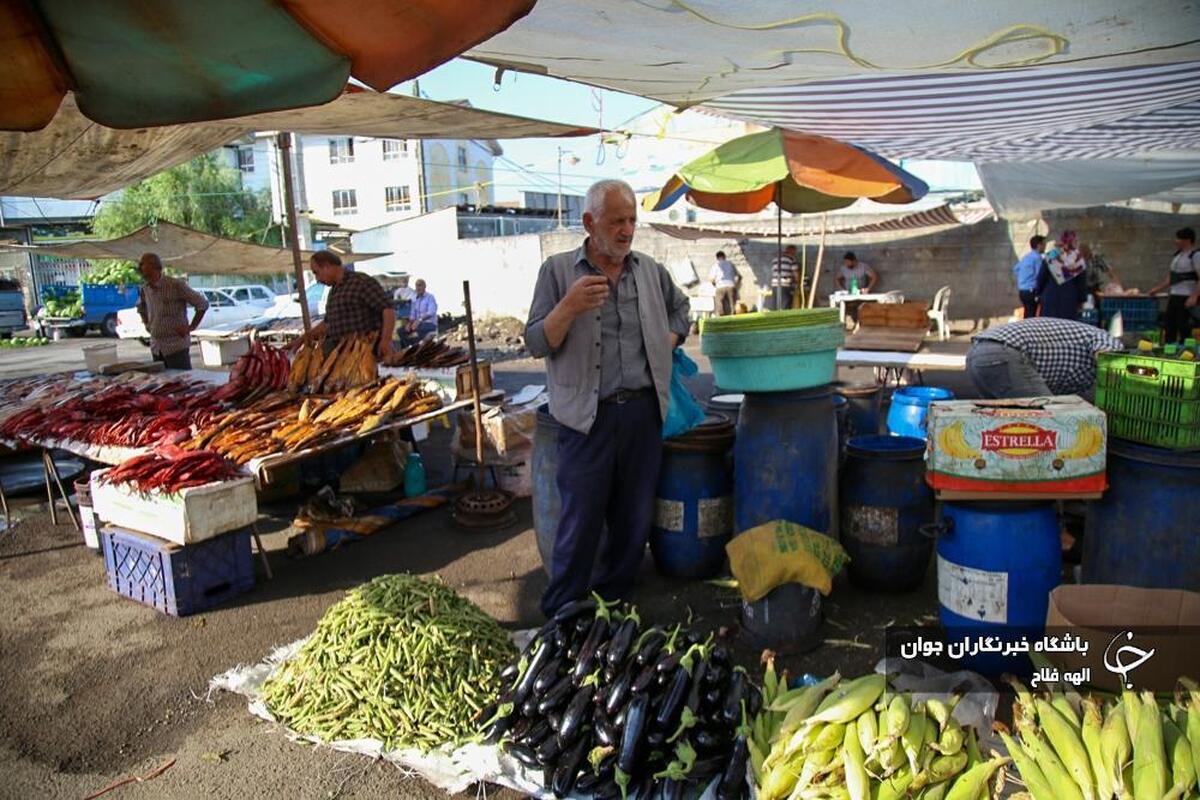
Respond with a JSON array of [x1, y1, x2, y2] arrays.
[[261, 574, 515, 752]]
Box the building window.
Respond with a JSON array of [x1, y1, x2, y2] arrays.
[[332, 189, 358, 215], [382, 139, 408, 160], [457, 145, 468, 168], [237, 147, 254, 173], [328, 138, 355, 164], [385, 185, 412, 212]]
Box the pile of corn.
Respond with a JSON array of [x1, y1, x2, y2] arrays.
[[260, 574, 515, 752], [750, 657, 1007, 800], [1002, 677, 1200, 800]]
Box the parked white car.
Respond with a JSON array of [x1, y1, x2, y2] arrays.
[[116, 287, 268, 341], [218, 284, 276, 309], [264, 282, 328, 320]]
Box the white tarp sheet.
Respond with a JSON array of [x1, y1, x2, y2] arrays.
[[467, 0, 1200, 105], [1, 92, 598, 199], [209, 635, 721, 799], [977, 154, 1200, 218]]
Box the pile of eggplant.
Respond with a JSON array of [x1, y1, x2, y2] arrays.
[[479, 596, 757, 799]]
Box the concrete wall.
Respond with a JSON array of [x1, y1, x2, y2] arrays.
[[352, 205, 1197, 324]]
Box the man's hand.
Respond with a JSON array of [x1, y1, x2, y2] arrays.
[[377, 337, 393, 360], [174, 324, 191, 337], [561, 275, 609, 317], [1187, 293, 1199, 308], [669, 333, 682, 349]]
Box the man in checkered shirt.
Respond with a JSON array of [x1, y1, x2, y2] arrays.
[[967, 318, 1126, 400], [292, 250, 395, 358]]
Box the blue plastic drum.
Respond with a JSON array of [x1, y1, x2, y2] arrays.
[[887, 386, 954, 439]]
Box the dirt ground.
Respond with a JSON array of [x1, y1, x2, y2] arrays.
[[0, 341, 975, 800]]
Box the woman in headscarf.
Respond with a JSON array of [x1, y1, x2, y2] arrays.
[[1035, 230, 1089, 321]]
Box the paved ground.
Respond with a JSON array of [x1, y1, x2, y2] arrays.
[[0, 335, 975, 799]]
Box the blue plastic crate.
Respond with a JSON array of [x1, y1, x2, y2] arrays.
[[1080, 308, 1099, 326], [101, 526, 254, 616]]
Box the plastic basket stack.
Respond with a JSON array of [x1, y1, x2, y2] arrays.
[[699, 308, 844, 392], [1095, 351, 1200, 449]]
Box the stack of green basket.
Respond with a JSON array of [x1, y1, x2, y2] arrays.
[[700, 309, 844, 391]]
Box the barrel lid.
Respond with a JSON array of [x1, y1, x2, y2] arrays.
[[1108, 437, 1200, 469], [833, 381, 882, 398], [708, 393, 745, 407], [846, 434, 925, 459], [665, 414, 736, 450]]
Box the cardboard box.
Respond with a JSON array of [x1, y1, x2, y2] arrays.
[[456, 398, 543, 458], [926, 396, 1107, 497], [1044, 585, 1200, 693]]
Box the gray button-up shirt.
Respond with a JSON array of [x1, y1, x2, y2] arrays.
[[526, 243, 691, 434]]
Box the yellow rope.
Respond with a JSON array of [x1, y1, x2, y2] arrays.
[[638, 1, 1068, 70]]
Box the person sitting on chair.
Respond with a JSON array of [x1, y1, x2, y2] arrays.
[[402, 279, 438, 343]]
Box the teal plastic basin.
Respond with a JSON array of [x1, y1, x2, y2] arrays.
[[709, 349, 837, 392]]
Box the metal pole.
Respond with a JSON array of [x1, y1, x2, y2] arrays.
[[462, 280, 486, 491], [774, 191, 783, 310], [556, 147, 564, 229], [277, 133, 312, 333]]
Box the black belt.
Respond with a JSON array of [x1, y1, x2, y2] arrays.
[[1170, 271, 1198, 284], [601, 388, 653, 404]]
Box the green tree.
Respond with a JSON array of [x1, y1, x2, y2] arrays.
[[91, 153, 282, 246]]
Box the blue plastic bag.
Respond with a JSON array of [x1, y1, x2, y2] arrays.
[[662, 348, 706, 440]]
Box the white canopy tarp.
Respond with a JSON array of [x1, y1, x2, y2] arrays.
[[467, 0, 1200, 105], [0, 221, 386, 276], [977, 154, 1200, 218], [0, 91, 599, 199]]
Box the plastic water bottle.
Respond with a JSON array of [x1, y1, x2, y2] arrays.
[[1137, 339, 1157, 355], [1165, 344, 1179, 358], [849, 277, 860, 296], [404, 452, 427, 497]]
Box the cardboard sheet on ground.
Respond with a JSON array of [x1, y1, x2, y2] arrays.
[[211, 634, 722, 799]]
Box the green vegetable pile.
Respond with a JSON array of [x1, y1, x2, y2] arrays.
[[82, 261, 142, 286], [42, 289, 82, 319], [261, 574, 515, 752], [0, 337, 49, 348]]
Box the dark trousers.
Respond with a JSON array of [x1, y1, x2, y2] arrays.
[[1165, 295, 1193, 344], [154, 347, 192, 370], [1019, 290, 1039, 320], [541, 392, 663, 617], [765, 287, 794, 311]]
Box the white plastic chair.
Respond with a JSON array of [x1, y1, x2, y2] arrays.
[[928, 285, 952, 341]]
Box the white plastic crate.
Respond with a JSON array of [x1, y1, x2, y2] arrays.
[[90, 469, 258, 545], [199, 336, 250, 367]]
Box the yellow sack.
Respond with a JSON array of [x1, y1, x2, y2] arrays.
[[725, 520, 850, 602]]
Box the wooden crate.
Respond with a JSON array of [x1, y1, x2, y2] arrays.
[[858, 302, 929, 329], [455, 361, 493, 400]]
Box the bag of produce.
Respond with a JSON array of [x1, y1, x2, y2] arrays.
[[726, 519, 849, 601]]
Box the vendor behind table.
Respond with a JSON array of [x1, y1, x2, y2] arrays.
[[1148, 226, 1198, 344], [289, 251, 395, 360]]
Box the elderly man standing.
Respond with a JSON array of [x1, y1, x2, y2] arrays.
[[135, 252, 208, 370], [526, 179, 690, 617], [293, 251, 395, 359]]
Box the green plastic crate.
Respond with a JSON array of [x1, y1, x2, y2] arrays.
[[1095, 385, 1200, 426], [1102, 411, 1200, 450], [1095, 352, 1200, 400]]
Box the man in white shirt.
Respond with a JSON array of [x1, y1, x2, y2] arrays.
[[708, 250, 739, 316]]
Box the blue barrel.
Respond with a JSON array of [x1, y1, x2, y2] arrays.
[[650, 416, 735, 579], [840, 436, 935, 591], [1083, 441, 1200, 589], [532, 406, 562, 574], [734, 386, 838, 652], [887, 386, 954, 439], [834, 382, 883, 437], [934, 501, 1061, 676]]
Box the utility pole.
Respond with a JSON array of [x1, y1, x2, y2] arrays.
[[556, 146, 564, 229]]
